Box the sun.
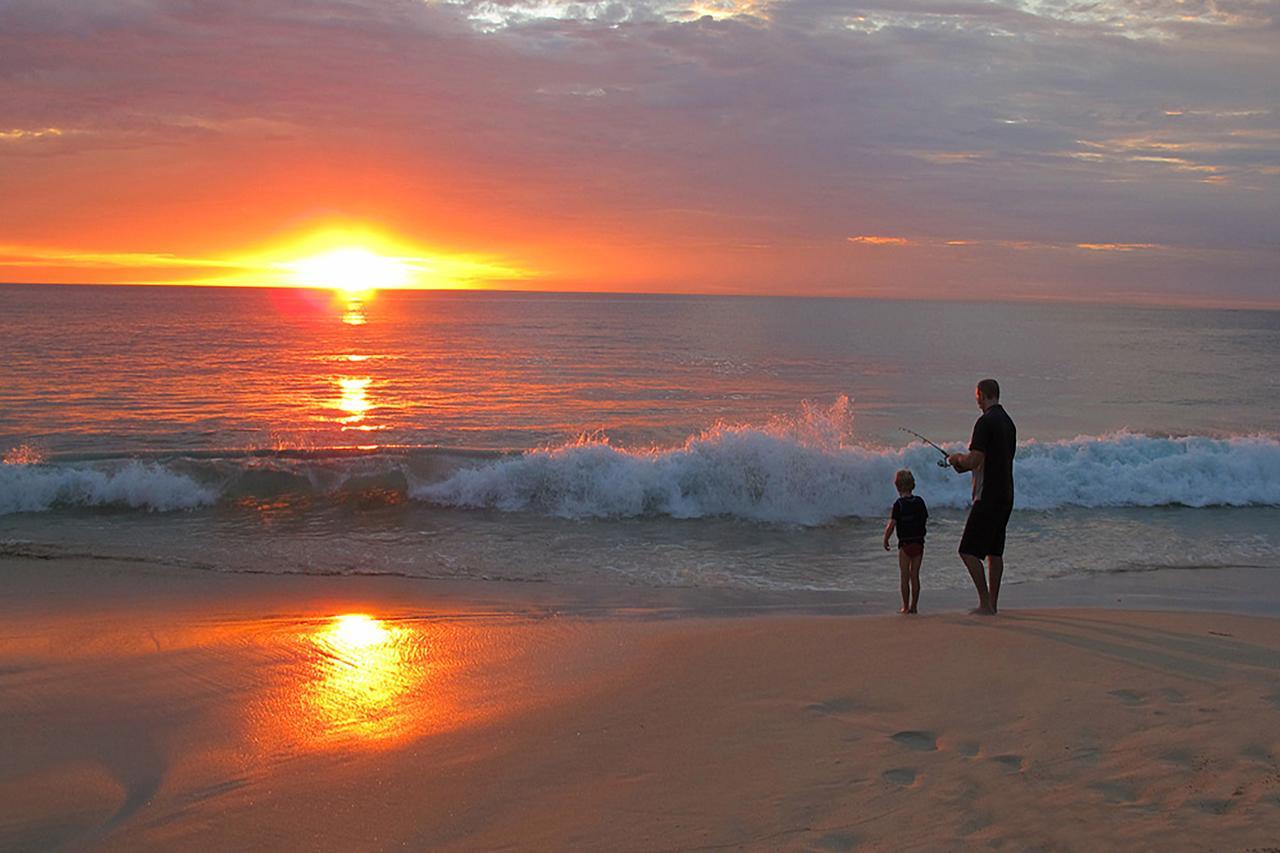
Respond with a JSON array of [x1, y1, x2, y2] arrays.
[[239, 224, 537, 291], [285, 247, 413, 292]]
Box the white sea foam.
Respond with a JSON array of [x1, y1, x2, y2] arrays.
[[417, 420, 1280, 524], [5, 404, 1279, 521], [0, 460, 218, 514]]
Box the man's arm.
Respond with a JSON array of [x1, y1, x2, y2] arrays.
[[948, 448, 985, 473], [952, 414, 990, 473]]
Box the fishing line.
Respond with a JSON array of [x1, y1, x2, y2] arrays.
[[899, 427, 951, 467]]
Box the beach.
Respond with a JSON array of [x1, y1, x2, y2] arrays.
[[4, 555, 1279, 851]]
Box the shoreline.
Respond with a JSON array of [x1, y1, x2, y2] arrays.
[[4, 552, 1280, 623]]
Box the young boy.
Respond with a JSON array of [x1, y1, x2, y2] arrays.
[[883, 468, 928, 614]]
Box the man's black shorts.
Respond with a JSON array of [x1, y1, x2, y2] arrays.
[[958, 500, 1014, 558]]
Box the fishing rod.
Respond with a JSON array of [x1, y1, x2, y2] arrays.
[[900, 427, 951, 467]]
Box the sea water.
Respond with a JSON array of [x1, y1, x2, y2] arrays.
[[2, 284, 1278, 595]]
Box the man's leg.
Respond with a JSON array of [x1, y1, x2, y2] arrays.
[[986, 504, 1012, 614], [987, 556, 1003, 613], [958, 504, 994, 614], [960, 552, 992, 613]]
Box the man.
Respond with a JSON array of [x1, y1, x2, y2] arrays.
[[947, 379, 1016, 614]]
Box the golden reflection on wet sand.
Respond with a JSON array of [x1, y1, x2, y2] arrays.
[[292, 614, 436, 747]]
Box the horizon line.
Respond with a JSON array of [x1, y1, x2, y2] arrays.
[[1, 280, 1276, 313]]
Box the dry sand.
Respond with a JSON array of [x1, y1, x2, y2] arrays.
[[2, 557, 1279, 851]]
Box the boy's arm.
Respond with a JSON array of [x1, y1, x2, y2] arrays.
[[883, 518, 895, 551]]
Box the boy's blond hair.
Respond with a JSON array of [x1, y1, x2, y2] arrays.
[[894, 468, 915, 492]]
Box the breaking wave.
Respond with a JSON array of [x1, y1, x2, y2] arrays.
[[0, 460, 219, 515], [4, 403, 1279, 523], [418, 407, 1280, 524]]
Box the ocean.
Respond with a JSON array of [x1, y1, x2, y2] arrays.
[[3, 284, 1278, 595]]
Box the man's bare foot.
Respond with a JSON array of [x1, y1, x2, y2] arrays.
[[969, 606, 995, 615], [899, 607, 910, 614], [908, 607, 918, 614]]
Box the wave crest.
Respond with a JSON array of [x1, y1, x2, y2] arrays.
[[419, 425, 1280, 523], [0, 460, 218, 514], [4, 407, 1278, 523]]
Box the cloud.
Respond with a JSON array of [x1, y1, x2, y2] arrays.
[[0, 127, 67, 141], [848, 235, 911, 246], [847, 236, 1170, 253]]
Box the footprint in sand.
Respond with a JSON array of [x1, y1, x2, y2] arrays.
[[1192, 798, 1234, 815], [959, 811, 993, 836], [890, 730, 937, 751], [956, 741, 980, 758], [1107, 689, 1146, 706], [991, 754, 1024, 772], [881, 767, 917, 786], [1158, 687, 1188, 704], [1159, 749, 1194, 768], [1089, 781, 1139, 804], [812, 831, 859, 851], [806, 697, 860, 715]]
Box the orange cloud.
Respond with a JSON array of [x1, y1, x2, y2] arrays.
[[0, 127, 66, 141], [1075, 242, 1160, 252], [847, 235, 911, 246], [853, 236, 1168, 253]]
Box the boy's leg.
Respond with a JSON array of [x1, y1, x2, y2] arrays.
[[898, 550, 910, 613], [909, 553, 922, 612]]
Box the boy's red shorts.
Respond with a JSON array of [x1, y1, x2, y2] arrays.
[[899, 542, 924, 558]]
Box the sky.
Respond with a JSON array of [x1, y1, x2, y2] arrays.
[[0, 0, 1277, 305]]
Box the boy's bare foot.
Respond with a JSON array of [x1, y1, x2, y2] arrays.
[[969, 606, 995, 616], [908, 607, 918, 614], [899, 607, 910, 614]]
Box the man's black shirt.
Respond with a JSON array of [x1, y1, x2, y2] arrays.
[[969, 403, 1016, 504]]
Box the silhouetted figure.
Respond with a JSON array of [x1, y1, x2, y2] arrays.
[[947, 379, 1015, 614], [883, 468, 928, 614]]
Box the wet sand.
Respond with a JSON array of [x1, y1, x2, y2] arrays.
[[2, 557, 1280, 851]]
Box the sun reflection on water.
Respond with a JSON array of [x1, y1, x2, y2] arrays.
[[340, 292, 369, 326], [337, 376, 372, 424]]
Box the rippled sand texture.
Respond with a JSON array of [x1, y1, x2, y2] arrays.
[[1, 583, 1278, 850]]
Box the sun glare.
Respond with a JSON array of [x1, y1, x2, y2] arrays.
[[328, 614, 391, 649], [286, 247, 412, 292]]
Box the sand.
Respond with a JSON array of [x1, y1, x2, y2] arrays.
[[2, 557, 1279, 851]]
